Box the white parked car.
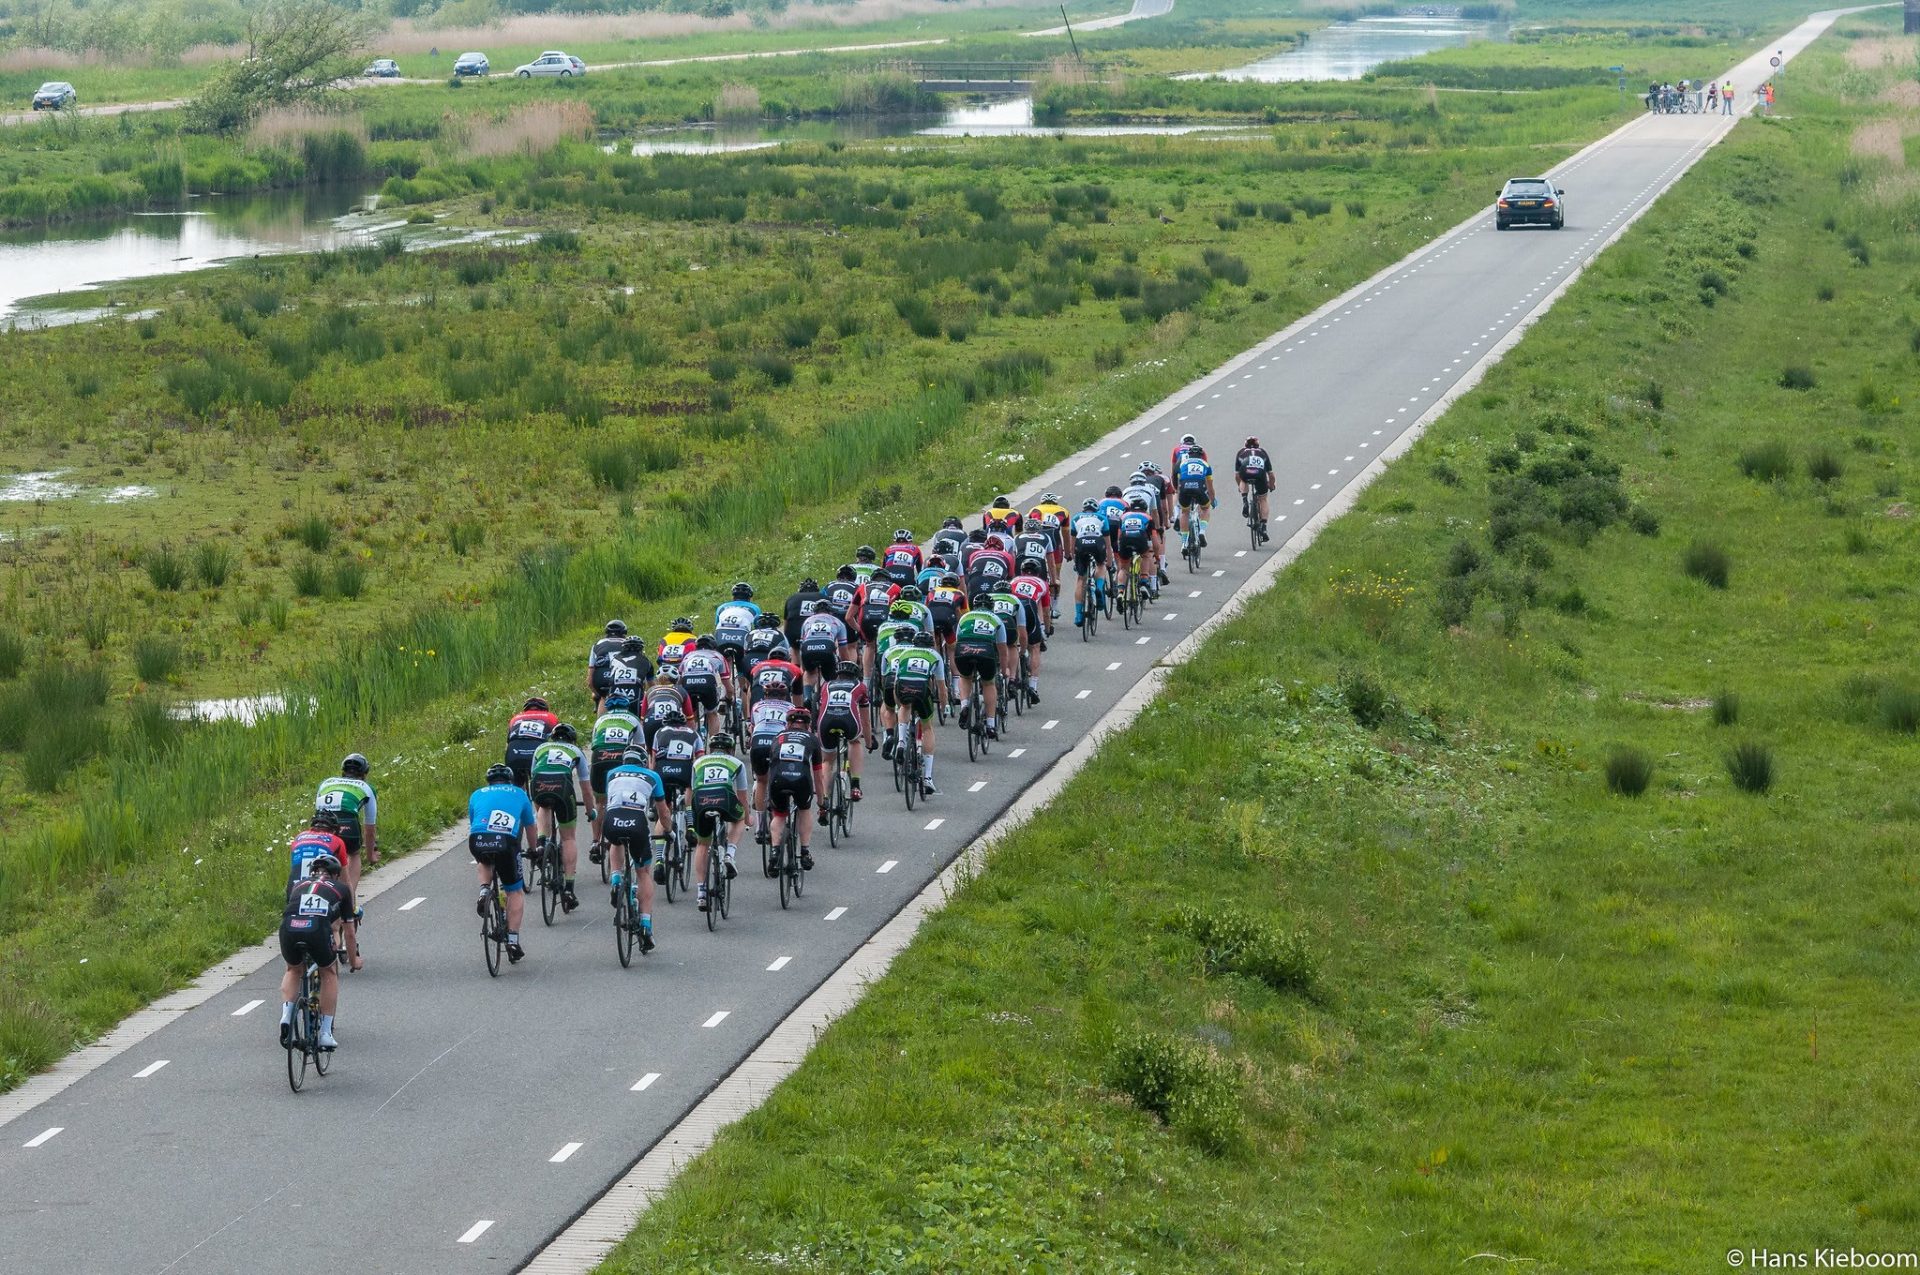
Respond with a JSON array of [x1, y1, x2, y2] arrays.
[[515, 51, 585, 78]]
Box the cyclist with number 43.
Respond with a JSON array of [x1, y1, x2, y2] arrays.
[[529, 724, 596, 914], [1070, 500, 1111, 628]]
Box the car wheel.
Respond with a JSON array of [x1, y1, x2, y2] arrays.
[[560, 69, 572, 77], [1553, 218, 1565, 230], [518, 69, 531, 78], [1496, 221, 1509, 231]]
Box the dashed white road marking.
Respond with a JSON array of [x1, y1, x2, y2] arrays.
[[398, 897, 425, 911], [1187, 590, 1201, 599], [23, 1128, 63, 1148], [1105, 661, 1122, 670], [1212, 569, 1226, 578], [232, 999, 263, 1017], [1135, 636, 1151, 646], [133, 1060, 169, 1079], [631, 1072, 661, 1091], [876, 861, 897, 875], [1009, 748, 1027, 758], [824, 907, 847, 921], [1075, 689, 1091, 699], [1042, 720, 1059, 731], [924, 818, 944, 831], [968, 780, 988, 793], [702, 1011, 731, 1028], [457, 1222, 494, 1245], [550, 1142, 583, 1164], [766, 956, 791, 972]]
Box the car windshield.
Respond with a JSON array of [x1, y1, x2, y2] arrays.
[[460, 52, 483, 60], [1507, 181, 1552, 195], [37, 83, 64, 93]]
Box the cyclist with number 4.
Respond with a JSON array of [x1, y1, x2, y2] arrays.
[[1235, 435, 1274, 544], [529, 724, 595, 914], [470, 764, 537, 964], [603, 748, 665, 951], [278, 850, 358, 1052]]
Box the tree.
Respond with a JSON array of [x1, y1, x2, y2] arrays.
[[183, 0, 377, 134]]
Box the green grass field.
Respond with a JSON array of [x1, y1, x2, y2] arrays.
[[591, 13, 1920, 1272]]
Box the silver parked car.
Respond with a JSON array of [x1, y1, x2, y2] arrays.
[[514, 51, 585, 78], [32, 81, 77, 110]]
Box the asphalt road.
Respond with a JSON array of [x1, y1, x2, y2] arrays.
[[0, 12, 1845, 1274]]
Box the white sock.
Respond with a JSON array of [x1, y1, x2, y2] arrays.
[[923, 756, 933, 780], [280, 1001, 294, 1025]]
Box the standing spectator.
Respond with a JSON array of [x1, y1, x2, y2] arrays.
[[1723, 80, 1735, 115], [1763, 81, 1775, 115]]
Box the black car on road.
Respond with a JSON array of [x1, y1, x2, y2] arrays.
[[1495, 177, 1565, 230]]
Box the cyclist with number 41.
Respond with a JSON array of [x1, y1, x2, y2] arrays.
[[278, 849, 358, 1052]]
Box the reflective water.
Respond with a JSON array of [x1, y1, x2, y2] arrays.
[[1189, 15, 1508, 83]]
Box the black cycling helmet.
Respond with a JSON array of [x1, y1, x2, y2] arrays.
[[732, 581, 754, 600], [753, 613, 781, 630], [1244, 436, 1260, 448], [1105, 485, 1122, 498], [671, 616, 694, 632], [892, 528, 913, 542], [786, 705, 813, 726], [799, 577, 818, 592], [661, 707, 686, 727], [552, 723, 577, 744], [836, 565, 856, 581], [993, 494, 1012, 507], [694, 634, 715, 650], [942, 572, 962, 588], [897, 584, 924, 603], [1190, 445, 1208, 460], [909, 628, 932, 646], [605, 619, 627, 637], [486, 762, 515, 784], [523, 697, 549, 712], [620, 637, 646, 656], [1082, 498, 1098, 512], [855, 545, 876, 562], [966, 527, 987, 543], [970, 592, 992, 609], [311, 811, 341, 832], [341, 752, 369, 777], [710, 732, 735, 752], [942, 515, 963, 530], [621, 748, 647, 766], [309, 851, 343, 877], [836, 659, 861, 678], [1019, 558, 1045, 575]]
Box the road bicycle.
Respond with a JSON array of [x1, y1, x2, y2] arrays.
[[658, 797, 691, 905], [532, 831, 563, 926], [1182, 517, 1203, 573], [824, 739, 855, 847], [480, 872, 511, 978], [611, 849, 650, 968], [1244, 492, 1264, 551], [1081, 576, 1100, 641], [701, 825, 733, 931], [284, 957, 330, 1093], [771, 793, 805, 910], [893, 710, 925, 812], [1117, 555, 1145, 630], [964, 679, 990, 763]]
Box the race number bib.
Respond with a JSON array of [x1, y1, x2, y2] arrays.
[[778, 740, 808, 762], [298, 891, 332, 917], [486, 809, 518, 833]]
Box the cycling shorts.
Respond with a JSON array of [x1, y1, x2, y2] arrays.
[[503, 743, 536, 790], [682, 676, 720, 713], [886, 681, 935, 720], [278, 921, 336, 970], [657, 763, 692, 796], [1073, 542, 1107, 576], [530, 774, 578, 826], [954, 642, 999, 681], [468, 832, 524, 890], [929, 609, 958, 641], [589, 756, 618, 798], [819, 713, 863, 750], [799, 643, 839, 678], [320, 816, 363, 855], [750, 733, 779, 777], [601, 806, 654, 865], [1178, 487, 1209, 508], [1240, 471, 1272, 495], [1118, 535, 1151, 562], [768, 778, 815, 812], [692, 788, 744, 839]]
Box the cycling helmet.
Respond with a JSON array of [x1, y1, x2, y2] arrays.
[[671, 616, 694, 633], [1129, 471, 1146, 485], [1019, 558, 1046, 575], [710, 732, 735, 752], [909, 628, 932, 646], [941, 572, 962, 588], [753, 613, 781, 630], [661, 708, 687, 727], [786, 705, 813, 727], [656, 666, 680, 684], [966, 527, 987, 543], [620, 637, 646, 656], [341, 753, 369, 777], [311, 811, 341, 832], [732, 581, 755, 600], [523, 697, 549, 712], [1129, 497, 1149, 511], [1244, 436, 1259, 448], [486, 762, 515, 784], [1140, 461, 1160, 473], [605, 619, 627, 637], [1082, 498, 1099, 512], [892, 528, 913, 543], [855, 545, 876, 562], [836, 565, 856, 581], [836, 659, 861, 678], [1105, 485, 1123, 498], [694, 634, 715, 650], [927, 554, 948, 570], [604, 693, 634, 712], [970, 592, 993, 609], [1180, 433, 1196, 446], [799, 577, 818, 592], [309, 852, 343, 877], [897, 585, 924, 603], [993, 494, 1013, 507], [942, 515, 963, 530], [552, 723, 577, 744], [889, 601, 918, 619], [1041, 491, 1058, 503], [621, 748, 647, 766], [1191, 446, 1208, 460]]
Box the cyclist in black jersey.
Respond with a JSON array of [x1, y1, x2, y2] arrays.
[[278, 851, 358, 1050]]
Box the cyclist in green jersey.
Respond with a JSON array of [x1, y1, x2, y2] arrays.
[[689, 735, 748, 913], [980, 587, 1027, 689], [587, 694, 642, 869], [528, 724, 597, 913], [314, 753, 378, 896], [846, 545, 880, 585], [953, 598, 1010, 739], [881, 629, 948, 795]]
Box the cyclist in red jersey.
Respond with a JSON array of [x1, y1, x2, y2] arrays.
[[504, 697, 559, 789], [880, 529, 924, 588], [1008, 559, 1051, 705]]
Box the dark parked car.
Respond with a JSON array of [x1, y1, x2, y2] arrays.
[[32, 81, 76, 110], [453, 51, 490, 77], [1496, 177, 1565, 230]]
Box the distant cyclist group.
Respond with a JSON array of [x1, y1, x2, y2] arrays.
[[273, 432, 1276, 1055]]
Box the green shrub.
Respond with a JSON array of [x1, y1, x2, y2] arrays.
[[293, 514, 332, 553], [1737, 441, 1792, 480], [192, 541, 233, 589], [1627, 504, 1661, 536], [749, 352, 794, 386], [1444, 538, 1482, 578], [291, 557, 327, 598], [1807, 448, 1843, 483], [1339, 666, 1391, 728], [1843, 524, 1871, 555], [585, 436, 682, 491], [1878, 685, 1920, 734], [1202, 249, 1250, 286], [126, 694, 181, 754], [1604, 746, 1653, 796], [1779, 366, 1817, 391], [0, 630, 23, 681], [132, 636, 182, 684], [1712, 689, 1740, 726], [332, 560, 367, 600], [1725, 741, 1775, 794], [1682, 540, 1730, 589], [144, 545, 186, 591], [1167, 904, 1317, 996], [267, 596, 290, 631], [779, 313, 821, 349], [449, 518, 486, 556], [708, 354, 739, 383], [1105, 1030, 1242, 1153]]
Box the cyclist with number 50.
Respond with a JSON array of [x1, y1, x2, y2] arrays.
[[1235, 435, 1275, 545]]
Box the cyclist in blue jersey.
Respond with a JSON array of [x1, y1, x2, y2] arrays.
[[713, 582, 762, 681], [1174, 445, 1218, 549], [1069, 500, 1111, 628], [470, 763, 538, 964]]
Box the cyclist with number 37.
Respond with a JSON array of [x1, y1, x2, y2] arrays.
[[470, 764, 537, 965]]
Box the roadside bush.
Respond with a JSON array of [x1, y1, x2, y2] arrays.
[[291, 557, 327, 598], [1712, 689, 1740, 726], [1604, 746, 1654, 796], [192, 541, 233, 589], [963, 350, 1052, 401], [1682, 540, 1730, 589], [708, 354, 739, 383], [749, 352, 794, 386], [585, 436, 682, 491], [448, 518, 486, 556], [1725, 741, 1775, 794], [1168, 904, 1317, 996], [1807, 448, 1843, 484], [1779, 366, 1817, 391], [132, 636, 182, 684], [1627, 504, 1661, 536], [894, 295, 942, 339], [0, 662, 108, 754], [1878, 685, 1920, 734], [144, 545, 186, 592], [779, 313, 821, 349], [1738, 441, 1793, 480], [1339, 666, 1391, 728], [1105, 1030, 1241, 1153], [1444, 538, 1481, 578], [1202, 249, 1250, 286], [293, 514, 332, 553], [126, 694, 181, 754]]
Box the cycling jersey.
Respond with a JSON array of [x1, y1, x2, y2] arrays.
[[799, 612, 849, 650], [605, 649, 651, 695], [314, 775, 377, 830], [750, 658, 803, 705], [915, 565, 946, 594], [1070, 510, 1109, 548], [1171, 441, 1200, 470], [783, 589, 824, 641], [983, 590, 1025, 638], [592, 710, 641, 756], [819, 580, 860, 623], [883, 643, 945, 714], [657, 630, 696, 670], [1014, 531, 1054, 566], [288, 828, 348, 886], [1010, 573, 1052, 615], [680, 648, 728, 686], [652, 724, 701, 789], [927, 584, 966, 633], [692, 751, 746, 798], [281, 875, 355, 968], [874, 618, 917, 664], [714, 600, 761, 635], [964, 548, 1015, 596], [1235, 446, 1274, 492], [857, 580, 900, 634], [605, 761, 663, 811], [587, 635, 625, 689], [750, 698, 794, 737], [1123, 483, 1157, 511], [1119, 509, 1154, 543], [531, 738, 587, 785], [1096, 497, 1127, 533], [768, 728, 823, 789], [847, 561, 880, 585], [880, 543, 923, 586], [1176, 455, 1213, 491], [983, 504, 1022, 533], [744, 627, 791, 665], [643, 685, 692, 725], [928, 529, 967, 562], [470, 781, 535, 840]]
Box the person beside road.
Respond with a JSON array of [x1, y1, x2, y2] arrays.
[[1706, 81, 1718, 113], [1762, 81, 1774, 115], [470, 763, 536, 964], [1723, 80, 1734, 115], [277, 849, 359, 1052], [314, 753, 378, 896]]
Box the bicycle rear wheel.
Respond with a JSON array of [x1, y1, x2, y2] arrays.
[[483, 896, 504, 978], [777, 831, 795, 910], [661, 836, 678, 906], [614, 882, 635, 968], [286, 1034, 307, 1093], [704, 844, 721, 931], [538, 841, 559, 926]]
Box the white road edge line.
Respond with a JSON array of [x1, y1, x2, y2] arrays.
[[519, 16, 1813, 1267]]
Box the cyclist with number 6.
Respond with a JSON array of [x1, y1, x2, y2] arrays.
[[470, 763, 537, 964]]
